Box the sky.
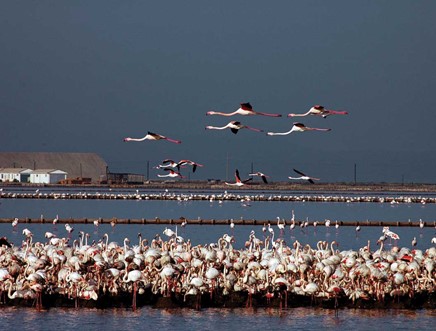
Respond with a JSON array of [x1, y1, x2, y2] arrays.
[[1, 1, 436, 183]]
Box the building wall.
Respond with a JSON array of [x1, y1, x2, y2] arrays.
[[30, 173, 50, 184], [0, 173, 20, 182], [49, 173, 67, 184]]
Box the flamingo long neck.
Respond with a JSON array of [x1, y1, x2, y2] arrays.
[[209, 125, 228, 130], [288, 111, 312, 117], [211, 111, 238, 116]]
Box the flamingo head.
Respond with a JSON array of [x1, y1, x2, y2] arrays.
[[123, 137, 132, 142]]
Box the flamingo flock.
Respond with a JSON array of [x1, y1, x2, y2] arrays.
[[122, 101, 347, 181], [0, 228, 434, 311]]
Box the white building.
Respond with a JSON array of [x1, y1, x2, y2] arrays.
[[29, 169, 68, 184], [0, 168, 33, 182]]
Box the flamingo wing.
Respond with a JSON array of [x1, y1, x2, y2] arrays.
[[235, 169, 241, 182], [240, 102, 253, 110], [293, 168, 307, 177]]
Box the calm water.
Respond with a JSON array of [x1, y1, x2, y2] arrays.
[[0, 187, 435, 330], [0, 307, 435, 331]]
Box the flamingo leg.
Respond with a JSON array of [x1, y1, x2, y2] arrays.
[[132, 281, 137, 311]]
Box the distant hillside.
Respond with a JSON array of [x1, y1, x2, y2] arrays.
[[0, 152, 107, 182]]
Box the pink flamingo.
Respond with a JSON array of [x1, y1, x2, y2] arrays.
[[207, 102, 282, 117], [124, 131, 181, 144], [225, 169, 252, 186], [178, 160, 204, 173], [288, 105, 348, 118]]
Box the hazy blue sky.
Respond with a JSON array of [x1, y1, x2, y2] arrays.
[[1, 1, 435, 183]]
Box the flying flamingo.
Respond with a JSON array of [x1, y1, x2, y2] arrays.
[[155, 159, 180, 170], [178, 160, 204, 173], [288, 168, 320, 184], [207, 102, 282, 117], [123, 131, 181, 144], [205, 121, 264, 134], [267, 122, 331, 136], [156, 159, 203, 173], [157, 169, 185, 179], [225, 169, 253, 186], [248, 171, 269, 184], [288, 105, 348, 118]]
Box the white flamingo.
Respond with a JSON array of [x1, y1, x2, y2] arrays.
[[288, 168, 320, 184], [288, 105, 348, 118], [124, 131, 181, 144], [248, 171, 269, 184], [65, 223, 74, 235], [157, 169, 184, 179], [206, 121, 263, 134], [123, 269, 143, 311], [267, 122, 331, 135]]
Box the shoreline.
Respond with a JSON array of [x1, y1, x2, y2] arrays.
[[3, 181, 436, 193]]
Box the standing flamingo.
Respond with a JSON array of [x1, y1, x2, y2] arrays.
[[123, 269, 143, 311], [382, 226, 400, 245], [288, 105, 348, 118], [207, 102, 282, 117], [11, 218, 18, 228], [411, 237, 417, 247], [123, 131, 181, 144], [288, 168, 320, 184], [205, 121, 264, 134], [230, 219, 235, 236], [355, 225, 361, 237], [65, 223, 74, 236], [277, 217, 285, 237], [267, 122, 331, 135], [225, 169, 253, 186]]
